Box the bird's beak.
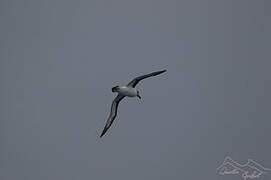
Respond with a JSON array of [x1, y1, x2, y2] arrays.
[[137, 94, 141, 99]]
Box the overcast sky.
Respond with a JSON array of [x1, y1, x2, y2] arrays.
[[1, 0, 271, 179]]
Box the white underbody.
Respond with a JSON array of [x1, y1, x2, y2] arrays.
[[118, 86, 137, 97]]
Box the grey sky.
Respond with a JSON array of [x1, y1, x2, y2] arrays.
[[1, 0, 270, 179]]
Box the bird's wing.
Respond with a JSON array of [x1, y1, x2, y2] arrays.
[[127, 70, 167, 87], [100, 94, 125, 137]]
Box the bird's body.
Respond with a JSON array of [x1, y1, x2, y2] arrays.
[[117, 86, 138, 97], [100, 69, 167, 137]]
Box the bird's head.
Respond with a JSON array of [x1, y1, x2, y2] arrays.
[[111, 86, 119, 92]]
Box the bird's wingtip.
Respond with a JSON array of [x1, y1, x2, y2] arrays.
[[100, 127, 107, 138], [159, 69, 167, 73], [100, 131, 105, 138], [100, 133, 105, 138]]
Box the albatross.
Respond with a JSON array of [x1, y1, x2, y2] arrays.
[[100, 69, 167, 137]]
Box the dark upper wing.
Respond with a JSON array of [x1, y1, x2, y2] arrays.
[[127, 70, 167, 87], [100, 94, 125, 137]]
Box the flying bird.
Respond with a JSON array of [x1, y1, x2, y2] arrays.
[[100, 69, 167, 137]]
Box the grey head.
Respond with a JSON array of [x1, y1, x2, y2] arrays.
[[111, 86, 119, 92]]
